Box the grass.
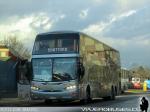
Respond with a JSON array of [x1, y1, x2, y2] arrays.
[[125, 89, 149, 93]]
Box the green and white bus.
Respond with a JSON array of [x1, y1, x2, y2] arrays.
[[121, 68, 130, 93], [30, 31, 121, 103]]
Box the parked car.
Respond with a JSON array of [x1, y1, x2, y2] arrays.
[[133, 82, 141, 89]]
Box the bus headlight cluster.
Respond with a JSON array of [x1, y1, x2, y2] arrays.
[[66, 85, 76, 90], [31, 86, 39, 91]]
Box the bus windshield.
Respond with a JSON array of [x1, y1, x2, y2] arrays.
[[32, 58, 76, 82], [53, 58, 76, 81], [32, 59, 52, 81]]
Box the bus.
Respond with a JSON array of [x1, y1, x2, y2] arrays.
[[121, 68, 130, 93], [30, 31, 121, 103]]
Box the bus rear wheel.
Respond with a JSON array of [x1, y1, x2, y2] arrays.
[[110, 87, 115, 100], [103, 87, 116, 100]]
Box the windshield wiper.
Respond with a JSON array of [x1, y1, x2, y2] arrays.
[[33, 78, 45, 81]]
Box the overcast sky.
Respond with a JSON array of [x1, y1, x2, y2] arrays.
[[0, 0, 150, 68]]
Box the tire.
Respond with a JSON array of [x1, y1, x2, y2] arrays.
[[85, 87, 92, 103], [103, 87, 115, 100], [80, 87, 92, 104], [110, 87, 115, 100]]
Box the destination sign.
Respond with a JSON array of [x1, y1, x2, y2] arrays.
[[48, 48, 68, 52]]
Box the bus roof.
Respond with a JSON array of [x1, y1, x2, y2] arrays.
[[37, 31, 80, 36]]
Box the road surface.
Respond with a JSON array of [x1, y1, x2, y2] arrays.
[[0, 93, 150, 112]]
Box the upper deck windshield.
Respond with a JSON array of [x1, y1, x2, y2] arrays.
[[33, 33, 79, 55], [32, 58, 77, 82]]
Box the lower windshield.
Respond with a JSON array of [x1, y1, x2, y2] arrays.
[[32, 59, 52, 81], [32, 58, 76, 81], [53, 58, 76, 81]]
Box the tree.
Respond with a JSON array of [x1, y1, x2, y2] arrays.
[[130, 66, 150, 82], [0, 35, 31, 59]]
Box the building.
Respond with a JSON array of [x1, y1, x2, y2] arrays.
[[0, 45, 30, 99]]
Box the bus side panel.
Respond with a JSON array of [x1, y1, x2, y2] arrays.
[[78, 34, 105, 99], [78, 33, 121, 99]]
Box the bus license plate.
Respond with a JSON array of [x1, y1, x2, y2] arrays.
[[50, 97, 56, 99]]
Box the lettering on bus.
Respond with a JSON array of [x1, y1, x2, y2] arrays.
[[48, 48, 68, 52], [33, 38, 79, 54]]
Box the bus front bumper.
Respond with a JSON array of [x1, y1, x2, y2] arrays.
[[30, 90, 79, 101]]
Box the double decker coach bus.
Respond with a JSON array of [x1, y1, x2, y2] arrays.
[[30, 31, 121, 103]]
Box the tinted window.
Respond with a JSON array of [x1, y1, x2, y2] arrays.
[[32, 59, 52, 81], [53, 58, 76, 81], [32, 58, 77, 82], [32, 33, 79, 54]]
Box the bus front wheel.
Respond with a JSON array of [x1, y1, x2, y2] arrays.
[[85, 87, 92, 103], [80, 87, 92, 104]]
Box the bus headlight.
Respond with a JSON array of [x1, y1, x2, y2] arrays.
[[31, 86, 39, 91], [66, 85, 76, 90]]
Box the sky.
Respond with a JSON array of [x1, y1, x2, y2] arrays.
[[0, 0, 150, 68]]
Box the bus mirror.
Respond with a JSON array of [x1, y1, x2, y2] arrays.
[[27, 62, 33, 81], [78, 63, 85, 78]]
